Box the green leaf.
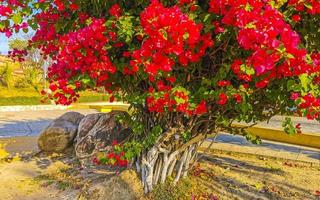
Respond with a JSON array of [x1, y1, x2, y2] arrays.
[[286, 79, 295, 91], [175, 97, 186, 104], [203, 14, 211, 23], [242, 130, 262, 144], [282, 117, 296, 135], [299, 74, 310, 93], [304, 3, 312, 10], [182, 131, 191, 143], [12, 13, 22, 25]]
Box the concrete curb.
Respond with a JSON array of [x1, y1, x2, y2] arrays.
[[0, 105, 69, 112], [235, 125, 320, 149], [0, 102, 129, 112]]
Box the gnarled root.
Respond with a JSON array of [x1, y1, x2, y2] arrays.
[[138, 134, 201, 193]]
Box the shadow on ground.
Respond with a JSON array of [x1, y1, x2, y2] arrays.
[[0, 118, 52, 137], [194, 152, 320, 200]]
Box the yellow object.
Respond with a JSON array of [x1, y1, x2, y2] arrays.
[[0, 143, 9, 160], [70, 102, 130, 113], [236, 125, 320, 149]]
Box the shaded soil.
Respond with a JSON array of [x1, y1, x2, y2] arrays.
[[173, 150, 320, 200]]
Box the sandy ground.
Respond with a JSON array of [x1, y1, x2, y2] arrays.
[[0, 138, 319, 200], [0, 160, 72, 200], [0, 137, 144, 200]]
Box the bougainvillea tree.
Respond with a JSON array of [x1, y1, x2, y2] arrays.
[[3, 0, 320, 192]]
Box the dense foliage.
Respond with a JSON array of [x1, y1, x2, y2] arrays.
[[2, 0, 320, 189]]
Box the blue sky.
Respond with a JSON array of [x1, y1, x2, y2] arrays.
[[0, 31, 34, 55], [0, 33, 9, 55]]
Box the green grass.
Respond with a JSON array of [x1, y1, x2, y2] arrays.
[[0, 87, 109, 106]]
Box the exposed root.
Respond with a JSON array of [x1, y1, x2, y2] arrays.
[[138, 138, 200, 193]]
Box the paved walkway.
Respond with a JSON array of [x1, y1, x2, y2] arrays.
[[0, 109, 96, 137], [0, 109, 319, 164], [206, 133, 320, 164]]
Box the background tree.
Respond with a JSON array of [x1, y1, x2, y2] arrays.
[[2, 0, 320, 193], [8, 38, 45, 91], [0, 62, 14, 89], [0, 55, 18, 90]]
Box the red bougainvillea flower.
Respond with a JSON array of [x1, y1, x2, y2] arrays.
[[255, 79, 269, 89], [194, 101, 207, 115], [295, 123, 301, 132], [291, 92, 300, 101], [131, 0, 213, 76], [49, 84, 58, 92], [45, 19, 116, 105], [233, 94, 242, 104], [112, 140, 118, 146], [217, 80, 231, 87], [0, 5, 12, 16], [107, 152, 115, 159], [109, 4, 122, 18], [118, 159, 128, 167], [218, 93, 228, 105], [292, 14, 301, 22], [54, 0, 65, 11], [92, 157, 101, 165], [109, 96, 115, 103], [69, 3, 79, 11], [209, 0, 317, 94]]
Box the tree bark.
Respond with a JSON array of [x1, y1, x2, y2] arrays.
[[174, 149, 188, 184], [136, 129, 212, 193]]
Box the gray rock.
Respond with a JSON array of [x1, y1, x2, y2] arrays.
[[59, 111, 85, 125], [75, 111, 131, 158], [38, 112, 85, 152]]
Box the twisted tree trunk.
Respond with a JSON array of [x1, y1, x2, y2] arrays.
[[136, 129, 207, 193]]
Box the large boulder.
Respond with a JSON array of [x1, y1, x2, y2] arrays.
[[75, 111, 131, 158], [38, 112, 85, 152]]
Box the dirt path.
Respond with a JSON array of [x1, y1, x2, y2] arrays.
[[0, 157, 76, 200], [0, 144, 143, 200]]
